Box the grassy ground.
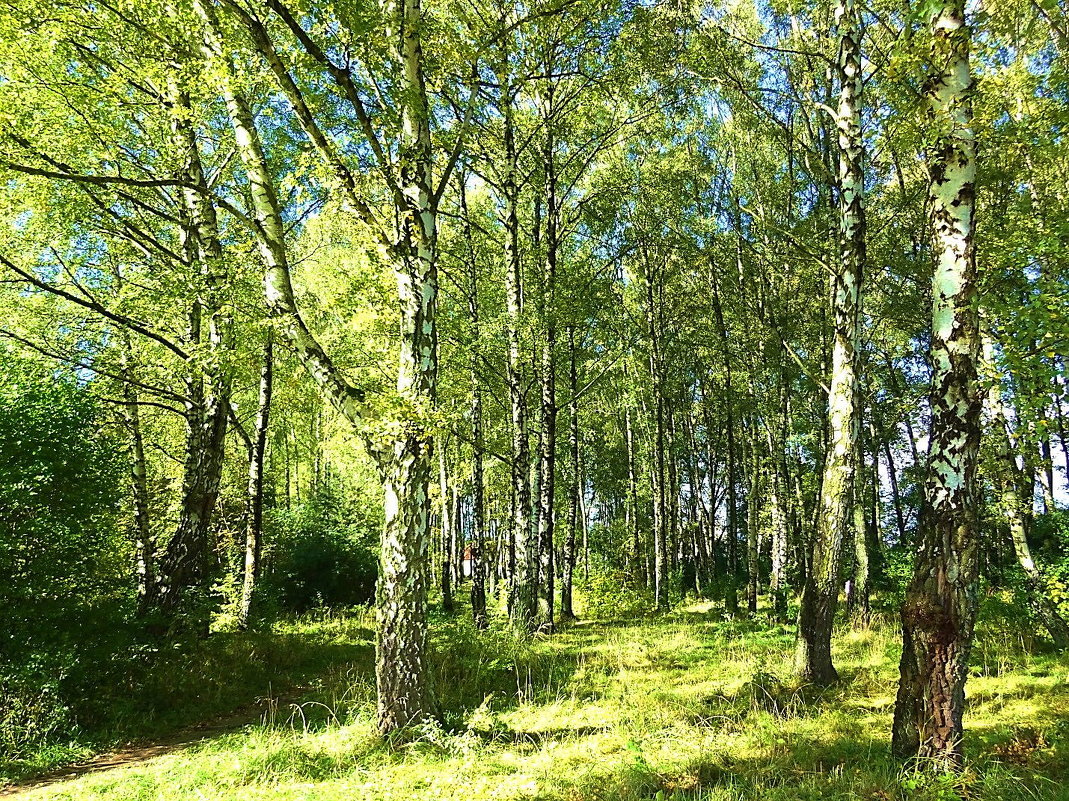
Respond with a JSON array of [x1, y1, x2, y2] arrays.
[[9, 596, 1069, 801]]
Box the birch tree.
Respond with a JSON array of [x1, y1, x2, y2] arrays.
[[891, 0, 982, 766], [794, 0, 865, 684], [193, 0, 458, 729]]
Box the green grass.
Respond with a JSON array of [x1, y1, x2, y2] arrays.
[[10, 595, 1069, 801], [0, 611, 377, 785]]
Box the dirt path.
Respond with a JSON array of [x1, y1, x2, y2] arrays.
[[0, 698, 290, 797]]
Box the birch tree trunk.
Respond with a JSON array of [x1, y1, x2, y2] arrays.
[[238, 332, 273, 630], [877, 413, 909, 543], [499, 56, 536, 631], [561, 325, 580, 621], [794, 0, 865, 683], [535, 125, 559, 631], [768, 408, 790, 622], [645, 260, 670, 611], [711, 280, 740, 615], [118, 334, 156, 615], [463, 181, 489, 630], [154, 83, 232, 626], [198, 0, 438, 730], [375, 0, 439, 729], [891, 0, 981, 766], [439, 442, 454, 613], [626, 406, 643, 586], [744, 426, 761, 615]]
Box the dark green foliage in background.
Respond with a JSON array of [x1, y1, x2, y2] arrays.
[[0, 352, 128, 655], [0, 350, 128, 757], [261, 482, 378, 614]]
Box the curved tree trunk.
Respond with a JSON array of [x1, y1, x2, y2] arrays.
[[198, 0, 438, 730]]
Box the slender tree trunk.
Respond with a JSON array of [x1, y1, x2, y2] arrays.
[[119, 335, 156, 615], [711, 281, 740, 615], [644, 259, 670, 611], [561, 326, 579, 621], [892, 0, 981, 766], [850, 449, 871, 625], [439, 442, 455, 613], [744, 427, 761, 615], [878, 415, 909, 543], [199, 0, 438, 730], [238, 332, 273, 630], [1037, 429, 1056, 514], [535, 129, 559, 630], [1054, 371, 1069, 491], [667, 405, 681, 576], [769, 468, 789, 621], [580, 457, 589, 583], [686, 413, 710, 596], [500, 61, 536, 631], [462, 180, 488, 630], [451, 483, 462, 589], [653, 391, 669, 611], [795, 0, 865, 684], [768, 404, 790, 621], [154, 83, 231, 626], [374, 0, 439, 730], [626, 406, 643, 586]]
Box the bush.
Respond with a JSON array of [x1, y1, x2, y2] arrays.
[[577, 567, 654, 620], [1032, 510, 1069, 616], [261, 483, 378, 613], [0, 363, 126, 652]]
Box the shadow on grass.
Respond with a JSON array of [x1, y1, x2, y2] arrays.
[[1, 626, 376, 787], [465, 724, 612, 746]]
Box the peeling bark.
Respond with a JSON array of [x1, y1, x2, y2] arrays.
[[795, 0, 865, 684], [892, 0, 981, 767]]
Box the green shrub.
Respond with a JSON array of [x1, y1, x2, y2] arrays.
[[577, 567, 654, 620], [261, 483, 377, 613]]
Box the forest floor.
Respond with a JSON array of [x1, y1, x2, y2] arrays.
[[5, 597, 1069, 801]]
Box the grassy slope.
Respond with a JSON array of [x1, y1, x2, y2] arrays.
[[14, 599, 1069, 801]]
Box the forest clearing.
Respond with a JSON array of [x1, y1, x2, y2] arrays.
[[1, 0, 1068, 797]]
